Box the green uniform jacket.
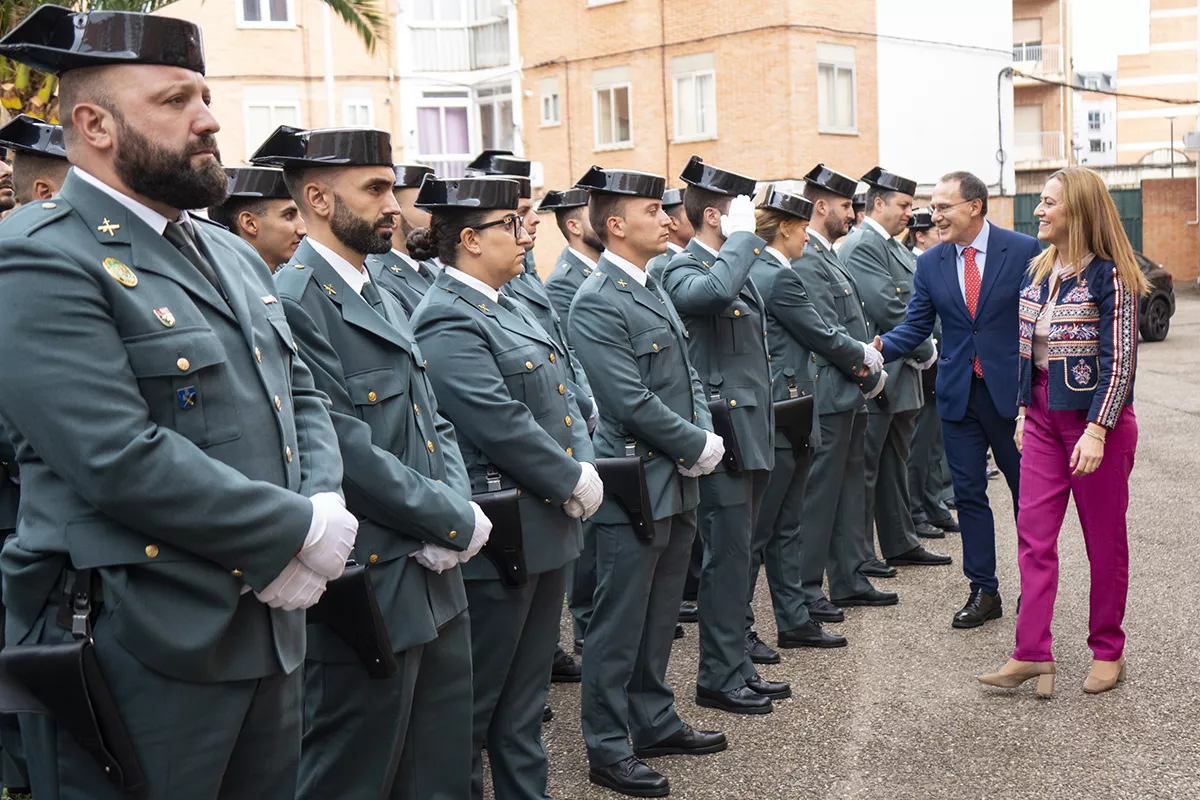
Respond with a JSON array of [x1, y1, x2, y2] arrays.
[[791, 238, 876, 416], [662, 235, 775, 472], [645, 244, 683, 286], [542, 246, 594, 327], [275, 240, 474, 657], [568, 259, 713, 525], [838, 226, 935, 414], [371, 250, 434, 318], [411, 271, 589, 578], [0, 171, 343, 682]]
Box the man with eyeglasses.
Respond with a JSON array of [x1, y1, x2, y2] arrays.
[[875, 170, 1041, 630]]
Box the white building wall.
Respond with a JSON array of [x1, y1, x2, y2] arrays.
[[876, 1, 1015, 194], [1076, 96, 1118, 166]]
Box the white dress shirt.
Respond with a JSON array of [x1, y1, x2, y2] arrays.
[[446, 266, 501, 302], [307, 237, 371, 295], [666, 241, 684, 255], [74, 166, 191, 235], [807, 227, 833, 251], [692, 238, 720, 259], [567, 247, 598, 271], [391, 248, 422, 274], [861, 214, 893, 242], [600, 250, 648, 286], [953, 220, 991, 303], [765, 246, 791, 269]]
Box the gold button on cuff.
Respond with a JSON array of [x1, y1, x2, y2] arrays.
[[525, 361, 534, 370], [427, 440, 435, 452], [367, 391, 378, 403], [285, 446, 293, 462], [566, 446, 574, 456], [565, 415, 573, 427], [368, 554, 379, 564], [255, 347, 262, 363], [734, 310, 741, 317], [679, 458, 685, 464], [729, 400, 738, 407], [558, 383, 566, 395], [145, 544, 159, 558], [176, 357, 190, 371], [231, 569, 243, 577], [274, 395, 282, 411]]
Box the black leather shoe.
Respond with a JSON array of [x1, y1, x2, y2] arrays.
[[859, 558, 898, 578], [551, 651, 582, 683], [695, 684, 773, 715], [574, 638, 584, 656], [674, 623, 685, 640], [543, 704, 553, 723], [887, 545, 952, 567], [807, 597, 845, 623], [953, 588, 1003, 629], [588, 756, 669, 798], [678, 600, 698, 623], [931, 516, 961, 533], [746, 631, 781, 664], [915, 521, 946, 539], [778, 620, 848, 649], [987, 464, 1001, 479], [746, 672, 792, 700], [834, 588, 899, 607], [634, 722, 729, 757]]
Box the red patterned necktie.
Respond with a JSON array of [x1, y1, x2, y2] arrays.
[[963, 246, 984, 378]]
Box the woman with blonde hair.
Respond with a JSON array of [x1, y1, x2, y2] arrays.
[[978, 166, 1148, 697]]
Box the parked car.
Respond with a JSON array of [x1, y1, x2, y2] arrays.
[[1134, 251, 1175, 342]]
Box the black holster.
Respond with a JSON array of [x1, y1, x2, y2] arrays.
[[774, 392, 815, 453], [306, 563, 398, 679], [472, 470, 527, 588], [596, 438, 654, 540], [707, 393, 744, 472]]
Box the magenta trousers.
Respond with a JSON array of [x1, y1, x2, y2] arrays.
[[1013, 370, 1137, 663]]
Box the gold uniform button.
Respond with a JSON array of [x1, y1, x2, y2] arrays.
[[427, 440, 435, 452], [414, 403, 420, 413], [549, 353, 556, 363], [367, 391, 378, 403], [525, 361, 534, 370], [565, 415, 573, 427], [449, 530, 459, 541], [274, 395, 282, 411], [255, 347, 262, 363], [145, 544, 159, 558], [231, 569, 243, 577], [285, 446, 293, 462], [844, 289, 850, 295], [679, 458, 686, 464], [41, 202, 56, 209], [729, 400, 738, 407], [566, 447, 574, 456], [176, 357, 190, 371], [753, 248, 761, 255], [734, 309, 741, 317], [647, 451, 654, 457], [558, 383, 566, 395], [368, 554, 379, 564], [652, 343, 659, 351]]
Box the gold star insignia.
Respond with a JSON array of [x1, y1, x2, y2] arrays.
[[97, 218, 121, 236], [584, 268, 592, 275], [391, 266, 402, 273], [478, 303, 489, 312], [617, 279, 628, 287], [323, 284, 337, 296]]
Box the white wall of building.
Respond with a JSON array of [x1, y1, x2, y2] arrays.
[[1076, 95, 1118, 166], [876, 1, 1015, 193]]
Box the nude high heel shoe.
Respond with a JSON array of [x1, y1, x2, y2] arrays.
[[977, 658, 1056, 698], [1083, 657, 1126, 694]]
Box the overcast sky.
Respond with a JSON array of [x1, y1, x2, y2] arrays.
[[1073, 0, 1152, 72]]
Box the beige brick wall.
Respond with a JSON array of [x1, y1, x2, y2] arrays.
[[1142, 177, 1199, 282]]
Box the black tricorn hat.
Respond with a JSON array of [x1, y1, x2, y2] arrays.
[[0, 6, 204, 76], [465, 149, 530, 178], [394, 164, 434, 189], [907, 209, 935, 231], [802, 164, 858, 200], [575, 166, 665, 200], [0, 115, 65, 160], [538, 188, 589, 212], [852, 192, 867, 210], [414, 174, 521, 211], [678, 155, 756, 198], [223, 167, 290, 200], [250, 126, 393, 169], [662, 187, 684, 207], [861, 166, 918, 198], [757, 185, 814, 221]]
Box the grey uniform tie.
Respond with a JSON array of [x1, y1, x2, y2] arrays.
[[163, 220, 226, 300], [360, 280, 387, 319]]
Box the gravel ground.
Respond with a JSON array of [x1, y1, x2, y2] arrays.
[[521, 288, 1200, 800]]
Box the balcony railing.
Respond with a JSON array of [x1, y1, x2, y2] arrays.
[[1015, 131, 1065, 163], [1013, 43, 1064, 74], [416, 156, 471, 179], [411, 18, 509, 72]]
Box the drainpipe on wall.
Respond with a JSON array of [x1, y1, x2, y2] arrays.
[[323, 3, 336, 127]]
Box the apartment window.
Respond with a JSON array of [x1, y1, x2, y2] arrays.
[[1088, 111, 1101, 131], [817, 44, 856, 133], [344, 100, 373, 128], [244, 97, 301, 160], [417, 92, 471, 178], [477, 82, 515, 152], [1087, 78, 1100, 90], [671, 53, 717, 142], [540, 78, 561, 126], [239, 0, 293, 26], [1090, 139, 1104, 153], [1012, 18, 1042, 60], [593, 67, 632, 149]]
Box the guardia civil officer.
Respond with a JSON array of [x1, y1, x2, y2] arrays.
[[569, 166, 726, 798], [372, 163, 437, 316], [0, 417, 29, 800], [0, 115, 69, 206], [541, 186, 603, 327], [254, 126, 491, 799], [659, 156, 790, 715], [410, 175, 600, 800], [838, 168, 951, 574], [0, 9, 356, 798], [745, 187, 848, 653], [647, 186, 693, 283], [792, 164, 893, 622], [0, 148, 13, 214], [206, 166, 306, 271]]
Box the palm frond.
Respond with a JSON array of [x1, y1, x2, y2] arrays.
[[313, 0, 388, 54]]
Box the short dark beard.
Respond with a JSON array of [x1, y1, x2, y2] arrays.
[[399, 211, 414, 242], [331, 194, 393, 255], [822, 215, 845, 243], [111, 109, 226, 210], [581, 227, 605, 253]]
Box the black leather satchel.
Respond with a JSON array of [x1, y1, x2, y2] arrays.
[[596, 438, 654, 540], [706, 391, 744, 472], [306, 562, 398, 679], [774, 385, 815, 452], [472, 468, 527, 588]]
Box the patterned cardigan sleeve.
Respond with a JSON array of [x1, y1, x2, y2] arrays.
[[1089, 260, 1138, 428]]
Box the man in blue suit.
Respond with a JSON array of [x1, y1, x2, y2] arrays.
[[877, 171, 1040, 629]]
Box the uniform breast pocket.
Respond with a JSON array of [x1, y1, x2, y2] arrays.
[[631, 327, 675, 389], [345, 366, 409, 442], [718, 302, 755, 355], [264, 309, 297, 364], [830, 281, 854, 322], [123, 327, 241, 447], [496, 348, 552, 419]]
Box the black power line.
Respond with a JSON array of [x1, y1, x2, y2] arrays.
[[1011, 69, 1198, 106]]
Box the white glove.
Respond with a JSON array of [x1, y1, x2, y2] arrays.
[[683, 431, 726, 477], [861, 341, 884, 374], [255, 559, 327, 611], [719, 195, 757, 238], [457, 501, 492, 564], [587, 398, 600, 434], [564, 497, 586, 519], [412, 543, 459, 573], [568, 462, 604, 520], [299, 492, 359, 580], [864, 370, 888, 400]]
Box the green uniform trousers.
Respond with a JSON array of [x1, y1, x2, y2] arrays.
[[298, 611, 472, 800], [864, 409, 923, 560], [568, 521, 597, 643], [909, 402, 955, 526], [748, 441, 813, 635], [468, 568, 566, 800], [582, 512, 696, 767]]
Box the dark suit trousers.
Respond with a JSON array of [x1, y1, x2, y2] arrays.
[[747, 441, 813, 634], [941, 375, 1021, 595], [864, 409, 923, 559]]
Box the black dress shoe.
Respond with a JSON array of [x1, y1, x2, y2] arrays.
[[678, 600, 698, 624], [746, 673, 792, 700], [987, 464, 1001, 479], [674, 623, 685, 640], [931, 516, 961, 533], [833, 588, 899, 607], [634, 722, 729, 757], [915, 521, 946, 539], [807, 597, 845, 623], [551, 651, 582, 683], [778, 620, 848, 649], [588, 756, 669, 798], [887, 545, 952, 567], [695, 684, 773, 715], [859, 558, 897, 578], [543, 704, 553, 723], [574, 638, 584, 656], [953, 588, 1003, 629], [746, 631, 781, 664]]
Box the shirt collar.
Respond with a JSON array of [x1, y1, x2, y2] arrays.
[[601, 249, 648, 286], [445, 266, 501, 302], [861, 215, 893, 241], [666, 241, 684, 254], [391, 248, 421, 273], [807, 227, 833, 250], [430, 257, 445, 272], [955, 220, 991, 258], [764, 246, 791, 268], [73, 166, 189, 236], [307, 237, 370, 294], [691, 238, 720, 258], [567, 247, 598, 270]]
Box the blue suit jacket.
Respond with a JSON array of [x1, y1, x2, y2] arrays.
[[880, 223, 1042, 422]]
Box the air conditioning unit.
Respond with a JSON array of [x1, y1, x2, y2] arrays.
[[1184, 130, 1200, 152]]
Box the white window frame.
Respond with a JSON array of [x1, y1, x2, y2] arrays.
[[593, 82, 633, 151], [817, 57, 857, 135], [1088, 110, 1102, 131], [243, 99, 302, 161], [236, 0, 296, 29], [672, 69, 717, 143], [541, 90, 561, 127], [344, 98, 374, 128]]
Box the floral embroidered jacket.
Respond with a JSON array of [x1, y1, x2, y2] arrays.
[[1017, 258, 1138, 428]]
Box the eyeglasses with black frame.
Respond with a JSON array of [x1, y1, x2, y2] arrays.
[[929, 199, 975, 216], [472, 213, 526, 239]]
